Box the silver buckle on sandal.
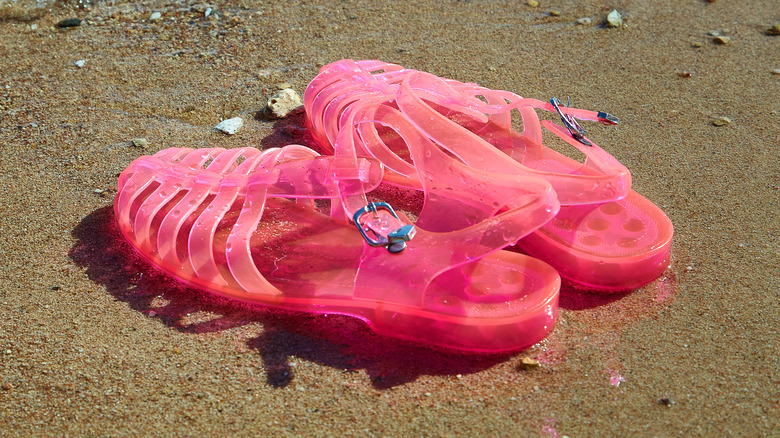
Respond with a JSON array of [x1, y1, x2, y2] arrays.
[[550, 97, 620, 145], [353, 202, 416, 254], [551, 97, 591, 146]]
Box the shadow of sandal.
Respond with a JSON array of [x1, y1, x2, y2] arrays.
[[69, 206, 511, 389]]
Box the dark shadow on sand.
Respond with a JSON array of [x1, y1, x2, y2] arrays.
[[69, 207, 512, 390]]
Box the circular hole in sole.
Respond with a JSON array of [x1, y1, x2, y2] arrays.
[[586, 218, 610, 231], [623, 218, 645, 233], [600, 202, 623, 215], [465, 283, 492, 296]]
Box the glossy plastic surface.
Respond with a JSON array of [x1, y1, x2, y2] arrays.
[[115, 145, 561, 352], [304, 59, 674, 291]]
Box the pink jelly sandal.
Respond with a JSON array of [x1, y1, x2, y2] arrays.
[[304, 59, 674, 291], [114, 143, 561, 352]]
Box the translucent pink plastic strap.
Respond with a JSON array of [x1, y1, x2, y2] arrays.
[[157, 147, 256, 269], [397, 72, 631, 204], [305, 59, 631, 205], [116, 146, 385, 297], [329, 90, 559, 306]]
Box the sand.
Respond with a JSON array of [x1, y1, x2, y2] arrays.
[[0, 0, 778, 436]]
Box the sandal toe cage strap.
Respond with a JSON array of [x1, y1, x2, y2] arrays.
[[115, 146, 385, 296]]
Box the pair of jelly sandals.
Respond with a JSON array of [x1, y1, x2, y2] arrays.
[[114, 60, 672, 352]]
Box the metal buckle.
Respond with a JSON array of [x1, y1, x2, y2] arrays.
[[550, 97, 591, 146], [352, 202, 416, 253], [550, 97, 620, 146]]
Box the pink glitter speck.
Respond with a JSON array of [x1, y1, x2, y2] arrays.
[[610, 371, 626, 387]]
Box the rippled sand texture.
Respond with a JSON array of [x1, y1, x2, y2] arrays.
[[1, 0, 777, 435]]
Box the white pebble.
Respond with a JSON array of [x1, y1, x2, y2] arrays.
[[150, 12, 162, 21], [205, 7, 213, 18], [215, 117, 244, 135], [606, 10, 622, 28], [75, 60, 86, 68], [577, 17, 592, 25]]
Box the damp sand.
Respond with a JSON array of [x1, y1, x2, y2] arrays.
[[0, 0, 777, 435]]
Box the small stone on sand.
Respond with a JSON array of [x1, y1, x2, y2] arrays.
[[519, 357, 541, 370], [527, 0, 539, 7], [606, 10, 622, 28], [75, 60, 86, 68], [150, 12, 162, 21], [712, 116, 731, 126], [713, 36, 731, 45], [766, 23, 780, 36], [265, 89, 303, 119], [131, 138, 149, 148], [215, 117, 244, 134], [550, 10, 562, 17], [577, 17, 592, 26], [658, 397, 675, 407], [773, 68, 780, 75], [57, 18, 82, 28]]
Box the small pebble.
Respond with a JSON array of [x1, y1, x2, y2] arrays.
[[519, 357, 541, 370], [773, 68, 780, 75], [713, 36, 731, 45], [29, 24, 38, 31], [215, 117, 244, 135], [276, 82, 292, 90], [488, 66, 497, 72], [205, 8, 213, 18], [765, 23, 780, 36], [527, 0, 539, 7], [707, 30, 721, 37], [678, 71, 693, 78], [712, 116, 731, 127], [75, 60, 86, 68], [57, 18, 82, 28], [131, 138, 149, 148], [265, 89, 303, 119], [692, 42, 703, 48], [658, 397, 675, 407], [549, 10, 562, 17], [1, 382, 12, 391], [686, 266, 694, 271], [577, 17, 592, 26], [150, 12, 162, 21], [606, 10, 622, 28]]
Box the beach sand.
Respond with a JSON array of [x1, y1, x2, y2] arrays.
[[0, 0, 777, 435]]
